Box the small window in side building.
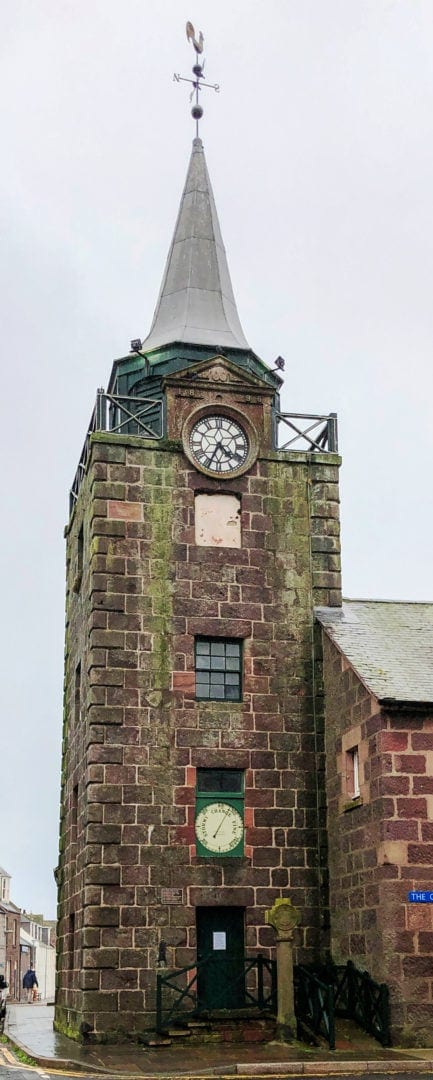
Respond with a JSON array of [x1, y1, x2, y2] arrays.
[[195, 493, 241, 548], [195, 638, 242, 701], [347, 746, 360, 799]]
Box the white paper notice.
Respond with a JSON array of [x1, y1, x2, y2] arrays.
[[213, 931, 226, 950]]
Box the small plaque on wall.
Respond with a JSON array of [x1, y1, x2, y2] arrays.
[[160, 888, 183, 905]]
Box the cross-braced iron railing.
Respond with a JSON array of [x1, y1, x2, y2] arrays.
[[276, 412, 338, 453], [334, 960, 391, 1046], [156, 953, 276, 1033], [295, 960, 390, 1049], [69, 389, 164, 515], [295, 965, 336, 1049]]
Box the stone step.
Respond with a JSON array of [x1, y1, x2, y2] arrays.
[[142, 1035, 172, 1047], [143, 1013, 276, 1048]]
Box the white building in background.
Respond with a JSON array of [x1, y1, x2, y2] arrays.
[[0, 869, 55, 1001], [0, 868, 10, 978], [20, 916, 55, 1002], [0, 907, 5, 982]]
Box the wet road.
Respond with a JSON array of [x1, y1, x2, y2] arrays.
[[0, 1047, 432, 1080], [0, 1047, 101, 1080]]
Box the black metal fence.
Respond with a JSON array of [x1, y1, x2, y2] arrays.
[[295, 960, 390, 1050], [276, 411, 338, 453], [295, 965, 336, 1048], [69, 389, 164, 515], [156, 954, 276, 1034], [334, 960, 391, 1046]]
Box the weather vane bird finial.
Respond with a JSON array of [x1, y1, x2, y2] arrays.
[[186, 21, 204, 55], [173, 21, 220, 137]]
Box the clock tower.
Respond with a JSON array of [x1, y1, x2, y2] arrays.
[[56, 132, 341, 1042]]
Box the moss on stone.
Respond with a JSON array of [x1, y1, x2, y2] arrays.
[[145, 459, 175, 692]]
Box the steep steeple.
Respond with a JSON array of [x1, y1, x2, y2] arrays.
[[141, 137, 250, 354]]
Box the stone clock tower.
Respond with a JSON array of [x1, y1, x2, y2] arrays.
[[55, 134, 341, 1042]]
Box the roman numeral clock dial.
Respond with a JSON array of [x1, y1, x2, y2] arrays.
[[185, 413, 254, 477]]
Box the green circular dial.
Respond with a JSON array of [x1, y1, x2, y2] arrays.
[[195, 802, 244, 853], [189, 415, 249, 474]]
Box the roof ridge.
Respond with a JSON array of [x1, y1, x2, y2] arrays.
[[342, 597, 433, 605]]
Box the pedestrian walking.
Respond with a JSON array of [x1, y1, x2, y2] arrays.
[[22, 966, 38, 1003]]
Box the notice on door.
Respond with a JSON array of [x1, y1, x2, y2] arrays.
[[213, 931, 226, 950]]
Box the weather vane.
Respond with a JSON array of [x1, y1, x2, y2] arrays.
[[173, 21, 220, 137]]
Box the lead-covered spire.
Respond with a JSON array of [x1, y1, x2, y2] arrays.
[[141, 137, 251, 354]]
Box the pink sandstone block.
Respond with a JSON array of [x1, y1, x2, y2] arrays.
[[107, 501, 143, 521]]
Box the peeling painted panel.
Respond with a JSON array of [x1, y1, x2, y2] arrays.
[[195, 493, 241, 548]]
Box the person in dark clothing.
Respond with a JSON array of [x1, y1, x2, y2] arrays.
[[0, 974, 8, 1032], [22, 967, 38, 1003]]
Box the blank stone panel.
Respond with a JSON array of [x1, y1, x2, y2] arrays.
[[195, 493, 241, 548]]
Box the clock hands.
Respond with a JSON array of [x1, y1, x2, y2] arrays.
[[204, 442, 244, 468], [199, 441, 231, 470], [207, 444, 221, 466]]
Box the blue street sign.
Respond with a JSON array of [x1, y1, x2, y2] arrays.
[[408, 891, 433, 903]]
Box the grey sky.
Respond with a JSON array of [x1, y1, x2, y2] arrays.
[[1, 0, 432, 918]]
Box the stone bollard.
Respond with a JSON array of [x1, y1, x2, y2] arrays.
[[265, 897, 300, 1042]]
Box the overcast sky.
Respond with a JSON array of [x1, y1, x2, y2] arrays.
[[1, 0, 432, 919]]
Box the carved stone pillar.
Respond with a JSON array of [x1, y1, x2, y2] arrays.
[[265, 897, 301, 1042]]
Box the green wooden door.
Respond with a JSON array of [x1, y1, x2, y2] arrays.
[[196, 907, 245, 1010]]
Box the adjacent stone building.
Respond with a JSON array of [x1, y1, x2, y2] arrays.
[[55, 136, 341, 1041], [0, 868, 20, 1001], [316, 600, 433, 1045]]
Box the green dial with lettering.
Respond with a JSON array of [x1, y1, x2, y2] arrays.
[[195, 801, 244, 854]]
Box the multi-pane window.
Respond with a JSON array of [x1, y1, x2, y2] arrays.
[[195, 638, 242, 701]]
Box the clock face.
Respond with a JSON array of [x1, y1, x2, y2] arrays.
[[195, 802, 244, 854], [189, 415, 249, 474]]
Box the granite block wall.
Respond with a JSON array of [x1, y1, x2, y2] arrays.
[[322, 630, 433, 1045], [55, 431, 341, 1041]]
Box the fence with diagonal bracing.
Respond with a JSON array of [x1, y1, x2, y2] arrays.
[[156, 953, 276, 1033], [295, 960, 390, 1050]]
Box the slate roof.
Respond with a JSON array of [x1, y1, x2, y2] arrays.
[[315, 600, 433, 705], [141, 137, 251, 353]]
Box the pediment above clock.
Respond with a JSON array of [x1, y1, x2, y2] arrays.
[[163, 355, 274, 396]]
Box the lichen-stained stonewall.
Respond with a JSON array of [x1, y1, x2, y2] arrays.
[[55, 135, 341, 1043]]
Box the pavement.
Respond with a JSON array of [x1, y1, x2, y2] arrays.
[[5, 1003, 433, 1078]]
